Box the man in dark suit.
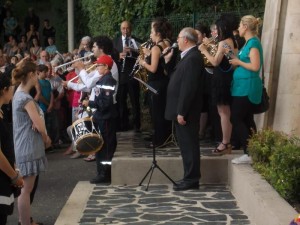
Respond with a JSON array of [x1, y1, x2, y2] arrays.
[[165, 27, 205, 191], [113, 20, 141, 132]]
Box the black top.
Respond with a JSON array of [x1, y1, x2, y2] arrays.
[[0, 116, 15, 215], [146, 45, 167, 82]]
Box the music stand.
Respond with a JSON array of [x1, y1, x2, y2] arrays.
[[133, 78, 177, 191], [157, 121, 178, 148]]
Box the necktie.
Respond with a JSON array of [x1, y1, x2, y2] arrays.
[[125, 37, 129, 47]]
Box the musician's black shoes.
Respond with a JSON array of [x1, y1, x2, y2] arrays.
[[90, 174, 111, 184], [173, 181, 199, 191]]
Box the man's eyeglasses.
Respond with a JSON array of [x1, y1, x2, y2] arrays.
[[96, 64, 106, 68]]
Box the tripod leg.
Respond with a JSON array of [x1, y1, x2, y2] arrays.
[[155, 164, 177, 185], [145, 166, 155, 191], [139, 165, 153, 186]]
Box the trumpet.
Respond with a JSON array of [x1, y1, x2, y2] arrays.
[[54, 53, 95, 72]]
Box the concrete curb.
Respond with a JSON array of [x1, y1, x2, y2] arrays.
[[54, 182, 95, 225], [55, 161, 298, 225], [229, 164, 298, 225]]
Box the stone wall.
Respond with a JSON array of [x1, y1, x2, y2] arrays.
[[256, 0, 300, 136]]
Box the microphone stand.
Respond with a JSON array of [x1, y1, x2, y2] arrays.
[[138, 81, 176, 191]]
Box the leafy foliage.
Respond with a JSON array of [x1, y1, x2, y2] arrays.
[[248, 129, 300, 206], [76, 0, 265, 41]]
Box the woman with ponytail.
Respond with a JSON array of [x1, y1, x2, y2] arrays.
[[12, 61, 51, 225]]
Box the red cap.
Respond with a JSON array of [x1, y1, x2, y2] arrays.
[[94, 55, 113, 69]]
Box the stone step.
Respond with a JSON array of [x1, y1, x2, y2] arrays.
[[112, 131, 243, 185]]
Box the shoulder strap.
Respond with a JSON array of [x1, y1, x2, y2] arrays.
[[155, 44, 163, 52]]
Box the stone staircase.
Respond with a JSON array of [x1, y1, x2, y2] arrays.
[[112, 130, 242, 185]]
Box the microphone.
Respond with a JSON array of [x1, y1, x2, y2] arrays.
[[161, 43, 178, 57]]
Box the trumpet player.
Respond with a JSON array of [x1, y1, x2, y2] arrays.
[[62, 36, 119, 184], [62, 36, 118, 104]]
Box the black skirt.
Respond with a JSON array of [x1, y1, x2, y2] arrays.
[[0, 174, 14, 215], [211, 66, 233, 106]]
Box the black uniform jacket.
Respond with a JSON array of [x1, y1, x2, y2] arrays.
[[89, 72, 118, 121]]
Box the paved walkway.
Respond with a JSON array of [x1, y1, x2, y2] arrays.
[[78, 184, 251, 225], [56, 131, 252, 225]]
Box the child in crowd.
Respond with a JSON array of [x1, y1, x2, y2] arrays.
[[37, 64, 54, 150]]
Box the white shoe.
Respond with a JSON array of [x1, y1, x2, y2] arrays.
[[231, 154, 252, 164]]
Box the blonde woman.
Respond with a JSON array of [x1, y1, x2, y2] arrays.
[[229, 15, 263, 164], [12, 61, 51, 225]]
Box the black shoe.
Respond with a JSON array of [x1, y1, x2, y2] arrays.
[[173, 181, 199, 191], [143, 136, 153, 141], [90, 174, 110, 184], [134, 128, 141, 133]]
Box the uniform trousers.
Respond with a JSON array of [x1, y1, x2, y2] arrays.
[[94, 118, 117, 174]]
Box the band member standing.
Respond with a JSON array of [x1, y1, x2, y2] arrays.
[[81, 55, 117, 183], [63, 36, 119, 183], [165, 27, 204, 191], [138, 18, 172, 148], [199, 17, 237, 154], [113, 20, 141, 132]]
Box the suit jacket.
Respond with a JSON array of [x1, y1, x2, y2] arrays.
[[165, 46, 204, 122], [113, 35, 141, 54], [113, 36, 140, 83]]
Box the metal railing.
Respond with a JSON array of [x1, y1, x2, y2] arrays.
[[133, 8, 265, 41]]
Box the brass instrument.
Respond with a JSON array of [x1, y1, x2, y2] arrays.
[[86, 63, 97, 73], [130, 39, 153, 91], [202, 35, 218, 67], [54, 53, 95, 73]]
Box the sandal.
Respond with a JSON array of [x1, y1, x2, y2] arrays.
[[212, 143, 232, 155], [63, 147, 74, 155], [84, 154, 96, 162], [18, 217, 44, 225]]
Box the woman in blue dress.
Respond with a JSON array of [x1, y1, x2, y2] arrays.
[[12, 61, 51, 225]]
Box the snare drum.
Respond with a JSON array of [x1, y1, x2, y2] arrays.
[[71, 117, 104, 155]]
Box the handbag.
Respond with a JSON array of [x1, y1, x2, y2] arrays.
[[252, 66, 270, 114]]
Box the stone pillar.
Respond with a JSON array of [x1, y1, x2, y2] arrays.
[[67, 0, 74, 52], [256, 0, 300, 136]]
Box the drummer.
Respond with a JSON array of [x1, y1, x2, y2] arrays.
[[80, 55, 118, 183]]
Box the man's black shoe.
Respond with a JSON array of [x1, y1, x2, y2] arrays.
[[90, 175, 110, 184], [173, 181, 199, 191]]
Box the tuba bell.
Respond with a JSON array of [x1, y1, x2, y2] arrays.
[[202, 35, 218, 67]]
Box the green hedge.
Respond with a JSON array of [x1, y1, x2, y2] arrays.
[[248, 129, 300, 206]]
